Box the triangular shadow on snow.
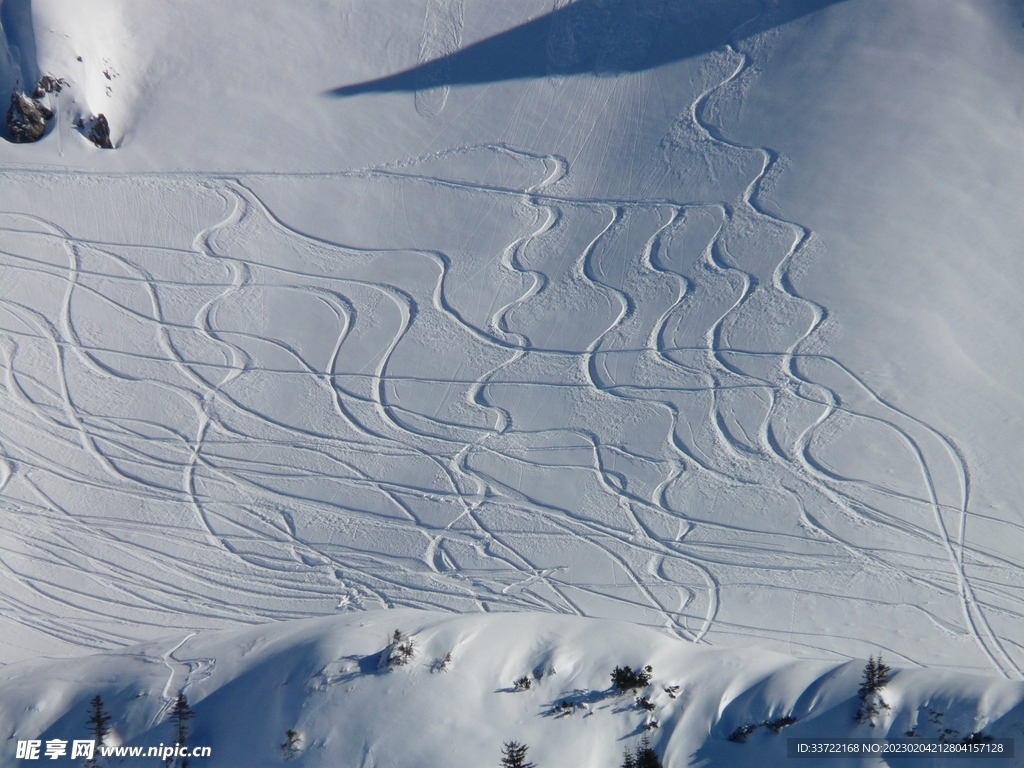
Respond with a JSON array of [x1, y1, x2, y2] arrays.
[[327, 0, 848, 98], [1, 0, 41, 143], [0, 0, 39, 92]]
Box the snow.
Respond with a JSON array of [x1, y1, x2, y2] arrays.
[[3, 0, 1024, 763], [2, 611, 1023, 768]]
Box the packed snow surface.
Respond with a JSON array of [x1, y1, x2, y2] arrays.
[[2, 0, 1024, 705]]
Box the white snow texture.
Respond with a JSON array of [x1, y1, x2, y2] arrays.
[[3, 0, 1024, 765]]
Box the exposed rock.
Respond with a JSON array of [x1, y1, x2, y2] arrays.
[[6, 92, 48, 143], [86, 114, 113, 149], [6, 76, 67, 143], [32, 75, 66, 99], [5, 75, 116, 149]]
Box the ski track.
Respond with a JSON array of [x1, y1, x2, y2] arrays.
[[414, 0, 466, 117], [0, 53, 1021, 676]]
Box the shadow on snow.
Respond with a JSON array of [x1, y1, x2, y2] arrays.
[[327, 0, 847, 97]]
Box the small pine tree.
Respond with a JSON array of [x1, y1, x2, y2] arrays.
[[876, 656, 892, 687], [396, 637, 415, 663], [87, 695, 112, 745], [612, 664, 653, 692], [638, 666, 653, 687], [170, 692, 195, 744], [855, 655, 892, 725], [635, 736, 661, 768], [727, 724, 758, 743], [621, 736, 661, 768], [384, 630, 415, 668], [84, 695, 112, 768], [765, 715, 798, 733], [168, 691, 196, 766], [501, 741, 535, 768], [513, 675, 532, 692], [431, 651, 452, 672], [281, 729, 301, 761]]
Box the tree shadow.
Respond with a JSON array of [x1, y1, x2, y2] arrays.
[[540, 686, 620, 717], [306, 651, 390, 690], [328, 0, 847, 97]]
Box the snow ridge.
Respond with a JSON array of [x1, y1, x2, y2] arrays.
[[2, 611, 1023, 768]]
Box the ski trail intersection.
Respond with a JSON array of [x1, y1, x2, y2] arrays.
[[1, 34, 1022, 682]]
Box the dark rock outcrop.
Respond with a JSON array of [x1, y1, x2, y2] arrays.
[[86, 114, 113, 149], [5, 75, 116, 148], [32, 75, 65, 98], [6, 76, 67, 143], [6, 92, 48, 143]]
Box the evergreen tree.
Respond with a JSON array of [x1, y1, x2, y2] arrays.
[[855, 655, 892, 725], [612, 665, 653, 692], [384, 630, 415, 668], [635, 736, 661, 768], [86, 695, 112, 746], [621, 736, 661, 768], [170, 692, 195, 745], [281, 729, 301, 761], [501, 741, 535, 768], [84, 695, 112, 768], [167, 691, 195, 767], [875, 656, 892, 687], [856, 657, 876, 703]]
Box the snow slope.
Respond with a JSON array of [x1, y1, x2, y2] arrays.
[[3, 611, 1024, 768], [2, 0, 1024, 695]]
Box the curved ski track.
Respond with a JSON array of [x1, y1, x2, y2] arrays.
[[0, 50, 1021, 676]]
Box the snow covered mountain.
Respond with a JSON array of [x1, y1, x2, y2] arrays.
[[3, 0, 1024, 764], [3, 611, 1024, 768]]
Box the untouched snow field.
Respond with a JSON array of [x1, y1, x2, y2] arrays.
[[3, 0, 1024, 763]]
